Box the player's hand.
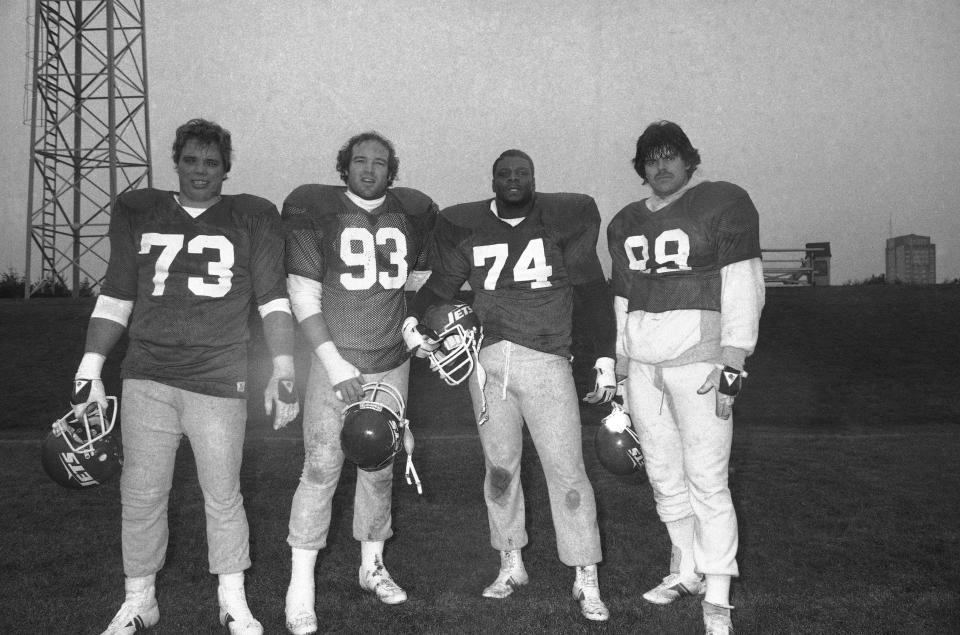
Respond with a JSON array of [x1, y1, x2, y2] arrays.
[[697, 365, 746, 420], [401, 317, 441, 359], [333, 376, 365, 404], [583, 357, 617, 404], [71, 377, 107, 420], [265, 374, 300, 430]]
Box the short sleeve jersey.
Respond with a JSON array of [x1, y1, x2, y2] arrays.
[[424, 193, 604, 358], [282, 185, 437, 373], [100, 189, 288, 398], [607, 181, 761, 313]]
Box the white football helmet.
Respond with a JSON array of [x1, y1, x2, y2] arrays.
[[421, 302, 483, 386]]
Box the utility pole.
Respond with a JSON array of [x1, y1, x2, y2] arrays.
[[24, 0, 151, 298]]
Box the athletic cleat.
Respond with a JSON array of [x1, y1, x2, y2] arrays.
[[572, 566, 609, 622], [359, 564, 408, 605], [703, 600, 733, 635], [642, 572, 705, 605], [285, 610, 318, 635], [284, 585, 317, 635], [100, 586, 160, 635], [482, 550, 529, 599], [218, 585, 263, 635]]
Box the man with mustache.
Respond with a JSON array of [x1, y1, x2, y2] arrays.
[[606, 121, 765, 635]]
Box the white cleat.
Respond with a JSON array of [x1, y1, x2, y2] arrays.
[[218, 585, 263, 635], [703, 600, 734, 635], [285, 586, 317, 635], [642, 572, 706, 605], [359, 564, 408, 605], [285, 611, 318, 635], [482, 550, 529, 599], [100, 586, 159, 635], [572, 565, 609, 622]]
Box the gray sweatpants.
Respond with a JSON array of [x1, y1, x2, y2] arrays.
[[468, 341, 602, 566], [287, 357, 409, 549]]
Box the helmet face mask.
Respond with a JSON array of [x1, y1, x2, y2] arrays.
[[421, 302, 483, 386], [41, 397, 123, 489], [340, 382, 407, 471]]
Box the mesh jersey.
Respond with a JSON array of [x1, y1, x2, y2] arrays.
[[607, 181, 760, 313], [424, 193, 604, 358], [282, 184, 437, 373], [100, 189, 288, 398]]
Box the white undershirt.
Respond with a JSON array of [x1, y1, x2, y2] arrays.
[[175, 194, 214, 218], [346, 190, 386, 212]]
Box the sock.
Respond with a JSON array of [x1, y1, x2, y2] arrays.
[[361, 540, 384, 570], [665, 516, 697, 578], [125, 574, 156, 596], [704, 574, 733, 608], [218, 571, 244, 591], [290, 548, 319, 590]]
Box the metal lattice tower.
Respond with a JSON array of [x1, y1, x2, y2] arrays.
[[24, 0, 151, 298]]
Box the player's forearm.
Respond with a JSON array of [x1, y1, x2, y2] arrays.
[[572, 277, 616, 359], [261, 309, 296, 362], [719, 257, 765, 367], [83, 296, 130, 358], [406, 283, 447, 320]]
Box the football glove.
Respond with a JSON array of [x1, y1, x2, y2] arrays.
[[401, 317, 441, 359], [583, 357, 617, 404], [265, 371, 300, 430], [71, 377, 107, 420], [697, 365, 747, 419]]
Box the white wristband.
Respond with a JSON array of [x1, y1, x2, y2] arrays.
[[76, 352, 106, 379], [314, 342, 359, 386]]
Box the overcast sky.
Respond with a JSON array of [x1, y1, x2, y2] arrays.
[[2, 0, 959, 285]]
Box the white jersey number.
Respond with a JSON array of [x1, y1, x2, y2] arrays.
[[624, 228, 691, 273], [140, 233, 235, 297], [473, 238, 553, 290], [340, 226, 408, 290]]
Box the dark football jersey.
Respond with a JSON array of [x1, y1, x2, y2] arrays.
[[282, 185, 437, 373], [100, 189, 288, 398], [424, 193, 604, 358], [607, 181, 761, 313]]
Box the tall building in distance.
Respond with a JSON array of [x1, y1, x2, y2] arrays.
[[886, 235, 936, 284]]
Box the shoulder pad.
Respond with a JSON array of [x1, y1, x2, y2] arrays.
[[536, 192, 600, 227], [387, 187, 437, 217], [440, 200, 490, 228], [689, 181, 750, 204], [282, 184, 345, 218], [228, 193, 277, 214], [118, 187, 165, 208]]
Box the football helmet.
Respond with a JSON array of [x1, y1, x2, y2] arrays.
[[595, 402, 645, 476], [41, 396, 123, 489], [341, 382, 407, 472], [421, 301, 483, 386]]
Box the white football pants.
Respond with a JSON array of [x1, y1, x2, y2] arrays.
[[626, 360, 739, 577]]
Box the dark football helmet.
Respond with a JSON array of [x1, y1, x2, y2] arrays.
[[421, 301, 483, 386], [41, 397, 123, 489], [341, 382, 407, 472], [595, 402, 645, 476]]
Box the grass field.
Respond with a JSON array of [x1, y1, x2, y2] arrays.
[[1, 286, 958, 634]]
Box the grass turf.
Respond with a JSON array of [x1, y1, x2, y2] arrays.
[[1, 285, 959, 633]]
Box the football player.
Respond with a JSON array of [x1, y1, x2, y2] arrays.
[[404, 149, 617, 622], [606, 120, 765, 635], [70, 118, 300, 635], [280, 132, 437, 635]]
